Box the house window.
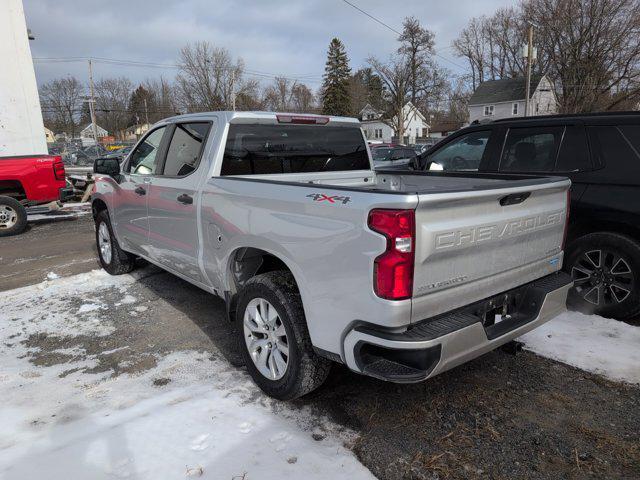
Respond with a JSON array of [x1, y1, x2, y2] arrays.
[[536, 103, 540, 113], [512, 103, 519, 115], [416, 127, 420, 138], [483, 105, 495, 116]]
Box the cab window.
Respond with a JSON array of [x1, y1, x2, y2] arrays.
[[500, 127, 563, 172], [427, 130, 490, 171], [162, 123, 211, 176], [126, 127, 167, 175]]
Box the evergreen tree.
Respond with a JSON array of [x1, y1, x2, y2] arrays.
[[127, 85, 155, 127], [321, 38, 352, 116]]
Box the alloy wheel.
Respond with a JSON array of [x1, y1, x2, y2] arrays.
[[243, 297, 289, 380], [571, 249, 634, 306], [98, 222, 113, 265]]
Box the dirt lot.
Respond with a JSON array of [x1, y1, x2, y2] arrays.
[[1, 217, 639, 479]]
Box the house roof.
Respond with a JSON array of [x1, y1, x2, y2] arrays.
[[468, 75, 544, 105], [81, 122, 107, 132], [430, 120, 465, 133]]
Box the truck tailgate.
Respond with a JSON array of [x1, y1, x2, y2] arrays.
[[411, 178, 570, 323]]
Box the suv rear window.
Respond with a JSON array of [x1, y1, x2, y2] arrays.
[[220, 124, 369, 175]]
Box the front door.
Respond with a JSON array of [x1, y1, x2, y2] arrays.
[[115, 126, 168, 256], [146, 121, 214, 282]]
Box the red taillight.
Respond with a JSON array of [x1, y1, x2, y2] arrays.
[[53, 161, 65, 181], [276, 114, 329, 125], [368, 209, 415, 300], [562, 189, 570, 249]]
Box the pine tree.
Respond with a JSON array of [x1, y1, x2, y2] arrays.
[[321, 38, 352, 116]]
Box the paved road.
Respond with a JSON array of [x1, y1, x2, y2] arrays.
[[2, 218, 639, 479], [0, 215, 98, 291]]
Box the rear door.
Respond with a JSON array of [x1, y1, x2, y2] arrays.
[[116, 126, 169, 256], [146, 121, 214, 282]]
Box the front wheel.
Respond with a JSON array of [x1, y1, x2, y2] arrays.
[[95, 210, 136, 275], [0, 196, 27, 237], [236, 271, 331, 400], [566, 232, 640, 319]]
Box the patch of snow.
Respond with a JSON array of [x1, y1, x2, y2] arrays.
[[0, 271, 374, 480], [519, 311, 640, 384], [77, 303, 103, 314], [117, 294, 137, 305], [46, 272, 59, 280]]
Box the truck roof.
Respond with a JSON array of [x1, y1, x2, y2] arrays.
[[159, 111, 361, 127]]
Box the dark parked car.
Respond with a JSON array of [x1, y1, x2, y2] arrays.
[[371, 146, 417, 169], [418, 112, 640, 320]]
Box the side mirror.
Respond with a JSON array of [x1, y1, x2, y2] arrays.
[[94, 157, 121, 178]]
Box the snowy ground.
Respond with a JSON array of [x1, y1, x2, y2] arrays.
[[519, 311, 640, 384], [0, 270, 374, 480]]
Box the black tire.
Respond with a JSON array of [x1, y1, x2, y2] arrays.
[[95, 210, 136, 275], [565, 232, 640, 319], [0, 196, 27, 237], [236, 271, 331, 400]]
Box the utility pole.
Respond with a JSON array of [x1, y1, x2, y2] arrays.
[[143, 98, 149, 127], [87, 59, 99, 145], [230, 69, 236, 111], [524, 23, 534, 117]]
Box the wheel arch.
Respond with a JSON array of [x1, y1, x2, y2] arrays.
[[567, 219, 640, 249], [224, 246, 305, 323]]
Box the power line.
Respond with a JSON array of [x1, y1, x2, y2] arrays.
[[338, 0, 469, 71], [32, 56, 324, 84]]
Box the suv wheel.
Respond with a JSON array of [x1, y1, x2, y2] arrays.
[[236, 271, 331, 400], [0, 196, 27, 237], [566, 232, 640, 319], [95, 210, 136, 275]]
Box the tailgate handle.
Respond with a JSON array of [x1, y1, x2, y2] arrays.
[[499, 192, 530, 206]]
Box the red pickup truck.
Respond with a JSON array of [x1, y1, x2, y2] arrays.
[[0, 154, 72, 236]]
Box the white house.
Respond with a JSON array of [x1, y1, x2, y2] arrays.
[[359, 102, 430, 144], [468, 75, 558, 123], [79, 122, 108, 145]]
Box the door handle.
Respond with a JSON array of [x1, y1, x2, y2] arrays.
[[177, 193, 193, 205], [134, 186, 146, 196]]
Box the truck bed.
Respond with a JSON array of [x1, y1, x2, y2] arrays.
[[231, 169, 567, 195]]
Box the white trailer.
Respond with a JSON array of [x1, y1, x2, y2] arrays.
[[0, 0, 47, 157]]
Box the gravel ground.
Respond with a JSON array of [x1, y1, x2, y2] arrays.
[[2, 218, 639, 479]]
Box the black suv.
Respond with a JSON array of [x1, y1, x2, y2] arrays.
[[418, 112, 640, 320]]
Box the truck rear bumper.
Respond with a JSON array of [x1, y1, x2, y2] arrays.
[[342, 272, 573, 382], [59, 187, 74, 203]]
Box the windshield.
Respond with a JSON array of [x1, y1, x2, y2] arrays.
[[221, 124, 370, 175]]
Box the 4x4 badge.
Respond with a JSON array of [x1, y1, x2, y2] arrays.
[[306, 193, 351, 205]]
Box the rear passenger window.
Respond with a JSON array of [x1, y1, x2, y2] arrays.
[[618, 125, 640, 155], [500, 127, 563, 172], [162, 123, 211, 176], [555, 126, 591, 172], [588, 126, 640, 170], [221, 124, 369, 175]]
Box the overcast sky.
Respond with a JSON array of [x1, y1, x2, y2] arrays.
[[24, 0, 514, 89]]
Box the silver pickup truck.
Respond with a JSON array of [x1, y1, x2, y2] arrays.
[[92, 111, 572, 400]]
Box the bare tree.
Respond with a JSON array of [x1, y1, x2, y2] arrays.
[[524, 0, 640, 112], [291, 83, 315, 112], [454, 0, 640, 112], [94, 77, 133, 139], [143, 76, 179, 121], [39, 76, 84, 137], [176, 41, 258, 112], [368, 55, 411, 140], [263, 77, 297, 111]]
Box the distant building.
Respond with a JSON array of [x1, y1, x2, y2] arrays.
[[359, 102, 430, 144], [468, 75, 558, 123], [429, 120, 465, 138], [79, 122, 108, 144], [122, 123, 151, 141], [43, 127, 55, 143]]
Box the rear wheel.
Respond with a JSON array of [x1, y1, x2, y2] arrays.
[[0, 196, 27, 237], [236, 271, 331, 400], [95, 210, 136, 275], [566, 232, 640, 319]]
